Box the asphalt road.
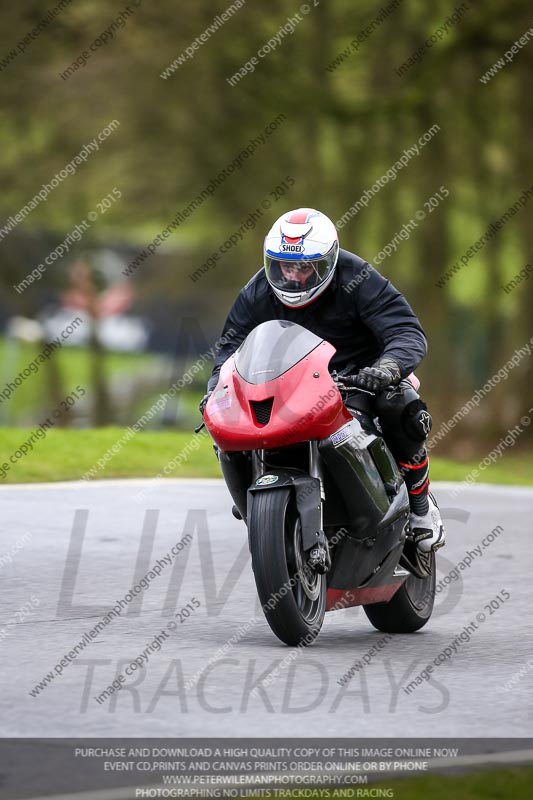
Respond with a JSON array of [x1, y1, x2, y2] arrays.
[[1, 479, 532, 738]]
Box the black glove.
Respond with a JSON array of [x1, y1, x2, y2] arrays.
[[199, 391, 212, 416], [353, 357, 402, 393]]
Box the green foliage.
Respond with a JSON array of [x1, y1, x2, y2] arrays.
[[0, 337, 160, 425], [0, 0, 532, 444]]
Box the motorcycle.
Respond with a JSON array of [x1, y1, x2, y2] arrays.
[[203, 319, 435, 646]]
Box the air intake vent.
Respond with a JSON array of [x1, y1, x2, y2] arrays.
[[250, 397, 274, 426]]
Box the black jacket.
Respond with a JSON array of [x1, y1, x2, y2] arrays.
[[207, 248, 427, 391]]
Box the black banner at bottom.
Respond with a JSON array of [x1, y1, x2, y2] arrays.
[[0, 738, 532, 800]]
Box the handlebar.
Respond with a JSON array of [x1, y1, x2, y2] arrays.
[[330, 371, 375, 396]]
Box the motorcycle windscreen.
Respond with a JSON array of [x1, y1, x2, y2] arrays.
[[234, 320, 324, 385]]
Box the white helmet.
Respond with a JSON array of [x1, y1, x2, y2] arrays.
[[263, 208, 339, 308]]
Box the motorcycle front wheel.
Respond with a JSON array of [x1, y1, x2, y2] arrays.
[[249, 488, 326, 646]]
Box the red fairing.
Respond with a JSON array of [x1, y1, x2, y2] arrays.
[[326, 584, 403, 611], [204, 341, 352, 452]]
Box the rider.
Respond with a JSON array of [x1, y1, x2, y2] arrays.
[[201, 208, 445, 569]]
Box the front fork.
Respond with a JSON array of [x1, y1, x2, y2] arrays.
[[249, 442, 329, 571], [308, 439, 325, 526], [251, 450, 263, 483], [307, 440, 330, 572], [252, 440, 325, 498]]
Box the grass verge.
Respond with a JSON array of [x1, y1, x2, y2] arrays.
[[0, 427, 532, 485], [262, 767, 533, 799]]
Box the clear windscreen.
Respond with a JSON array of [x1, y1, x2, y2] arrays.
[[234, 320, 324, 385]]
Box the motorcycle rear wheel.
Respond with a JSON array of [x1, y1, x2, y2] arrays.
[[249, 488, 326, 646], [363, 553, 436, 633]]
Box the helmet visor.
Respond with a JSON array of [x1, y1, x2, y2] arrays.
[[264, 245, 338, 295]]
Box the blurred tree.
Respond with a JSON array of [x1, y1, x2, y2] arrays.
[[0, 0, 531, 447]]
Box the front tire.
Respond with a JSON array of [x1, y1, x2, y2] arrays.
[[363, 553, 436, 633], [249, 488, 326, 646]]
